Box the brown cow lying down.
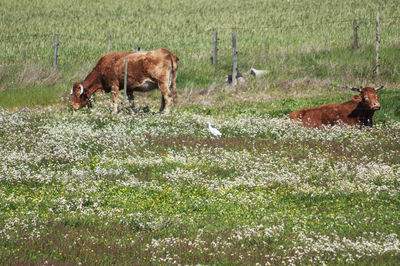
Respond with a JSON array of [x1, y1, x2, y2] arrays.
[[288, 86, 383, 128], [70, 48, 179, 114]]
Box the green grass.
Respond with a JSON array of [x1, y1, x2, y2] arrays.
[[0, 86, 64, 109], [1, 0, 400, 108], [0, 97, 399, 264]]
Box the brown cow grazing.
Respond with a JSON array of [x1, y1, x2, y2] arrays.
[[288, 86, 383, 128], [70, 48, 179, 114]]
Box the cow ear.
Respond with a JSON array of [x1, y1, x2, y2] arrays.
[[352, 95, 362, 102]]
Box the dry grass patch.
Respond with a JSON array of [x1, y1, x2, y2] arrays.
[[18, 63, 59, 87]]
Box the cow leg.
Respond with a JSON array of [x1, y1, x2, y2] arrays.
[[127, 90, 137, 113], [87, 99, 93, 109], [111, 86, 119, 114], [160, 95, 166, 112], [159, 82, 172, 114]]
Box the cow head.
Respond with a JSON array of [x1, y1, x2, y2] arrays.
[[70, 82, 89, 110], [348, 86, 383, 110]]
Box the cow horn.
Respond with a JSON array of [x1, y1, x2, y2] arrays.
[[79, 84, 84, 95], [70, 87, 73, 95], [374, 85, 384, 91]]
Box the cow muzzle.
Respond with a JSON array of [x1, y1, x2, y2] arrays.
[[70, 103, 82, 110], [372, 102, 380, 110]]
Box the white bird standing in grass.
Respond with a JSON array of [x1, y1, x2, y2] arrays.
[[207, 121, 222, 137]]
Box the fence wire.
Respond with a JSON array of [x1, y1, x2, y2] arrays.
[[0, 15, 399, 76]]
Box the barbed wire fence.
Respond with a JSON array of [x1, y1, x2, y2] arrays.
[[1, 14, 399, 89]]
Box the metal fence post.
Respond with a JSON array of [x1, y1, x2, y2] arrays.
[[53, 34, 59, 70], [213, 29, 218, 66], [232, 32, 238, 88], [352, 19, 358, 49], [375, 12, 380, 76]]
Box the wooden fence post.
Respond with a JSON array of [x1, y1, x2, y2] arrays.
[[107, 30, 112, 53], [53, 34, 59, 70], [232, 32, 238, 88], [124, 57, 128, 101], [213, 29, 218, 66], [375, 12, 380, 76], [352, 19, 358, 49]]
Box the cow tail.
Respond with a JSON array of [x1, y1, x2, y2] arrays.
[[167, 55, 174, 89], [170, 55, 174, 72], [166, 53, 178, 103]]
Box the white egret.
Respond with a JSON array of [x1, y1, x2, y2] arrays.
[[207, 121, 222, 137]]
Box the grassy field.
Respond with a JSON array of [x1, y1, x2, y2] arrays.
[[0, 92, 399, 264], [1, 0, 400, 264], [1, 0, 400, 108]]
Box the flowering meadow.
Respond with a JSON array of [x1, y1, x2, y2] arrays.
[[0, 93, 399, 265]]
